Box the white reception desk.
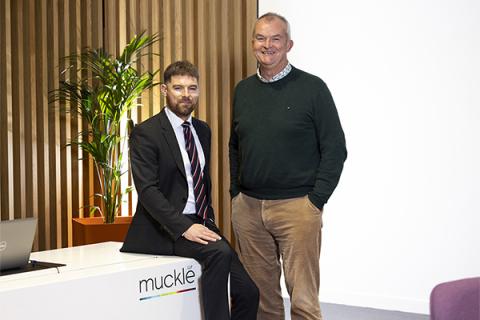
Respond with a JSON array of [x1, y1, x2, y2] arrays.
[[0, 242, 203, 320]]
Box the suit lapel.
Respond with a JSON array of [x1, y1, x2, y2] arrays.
[[158, 109, 187, 179]]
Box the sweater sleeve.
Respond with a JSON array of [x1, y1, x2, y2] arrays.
[[229, 88, 241, 198], [308, 81, 347, 209]]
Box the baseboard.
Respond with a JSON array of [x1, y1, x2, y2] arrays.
[[318, 290, 429, 315]]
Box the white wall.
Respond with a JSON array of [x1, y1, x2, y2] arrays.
[[259, 0, 480, 314]]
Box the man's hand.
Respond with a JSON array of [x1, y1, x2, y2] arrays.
[[183, 224, 221, 245]]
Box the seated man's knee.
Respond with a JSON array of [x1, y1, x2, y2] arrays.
[[208, 240, 234, 264]]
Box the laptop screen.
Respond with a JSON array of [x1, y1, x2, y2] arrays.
[[0, 217, 37, 271]]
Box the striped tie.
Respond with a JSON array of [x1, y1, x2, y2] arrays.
[[182, 121, 208, 221]]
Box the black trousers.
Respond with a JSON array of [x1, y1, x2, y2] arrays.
[[173, 215, 259, 320]]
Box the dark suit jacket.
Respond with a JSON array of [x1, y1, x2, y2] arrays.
[[120, 108, 214, 255]]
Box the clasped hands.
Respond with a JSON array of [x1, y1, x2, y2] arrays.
[[183, 223, 221, 245]]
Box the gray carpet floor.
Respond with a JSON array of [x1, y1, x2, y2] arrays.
[[283, 300, 429, 320]]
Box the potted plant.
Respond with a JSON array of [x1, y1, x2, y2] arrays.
[[50, 31, 159, 245]]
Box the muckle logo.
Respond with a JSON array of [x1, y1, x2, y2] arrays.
[[138, 265, 197, 301], [0, 240, 7, 252]]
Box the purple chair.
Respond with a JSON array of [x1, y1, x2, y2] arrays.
[[430, 277, 480, 320]]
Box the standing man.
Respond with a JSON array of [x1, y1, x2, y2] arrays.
[[229, 13, 347, 320], [121, 60, 259, 320]]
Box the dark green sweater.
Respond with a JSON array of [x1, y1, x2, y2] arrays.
[[229, 66, 347, 209]]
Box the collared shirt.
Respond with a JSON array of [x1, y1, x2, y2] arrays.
[[164, 107, 206, 214], [256, 62, 292, 83]]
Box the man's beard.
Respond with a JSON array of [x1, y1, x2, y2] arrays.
[[167, 96, 198, 118]]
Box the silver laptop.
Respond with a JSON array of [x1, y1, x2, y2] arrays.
[[0, 217, 37, 271]]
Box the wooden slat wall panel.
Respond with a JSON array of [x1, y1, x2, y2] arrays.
[[26, 0, 38, 250], [0, 0, 13, 221], [1, 0, 8, 214], [12, 0, 26, 222], [34, 0, 49, 251], [220, 0, 233, 239], [0, 0, 257, 250]]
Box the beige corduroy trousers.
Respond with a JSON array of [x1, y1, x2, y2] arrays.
[[232, 193, 323, 320]]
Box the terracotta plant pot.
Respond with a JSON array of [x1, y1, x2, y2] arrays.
[[72, 216, 132, 246]]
